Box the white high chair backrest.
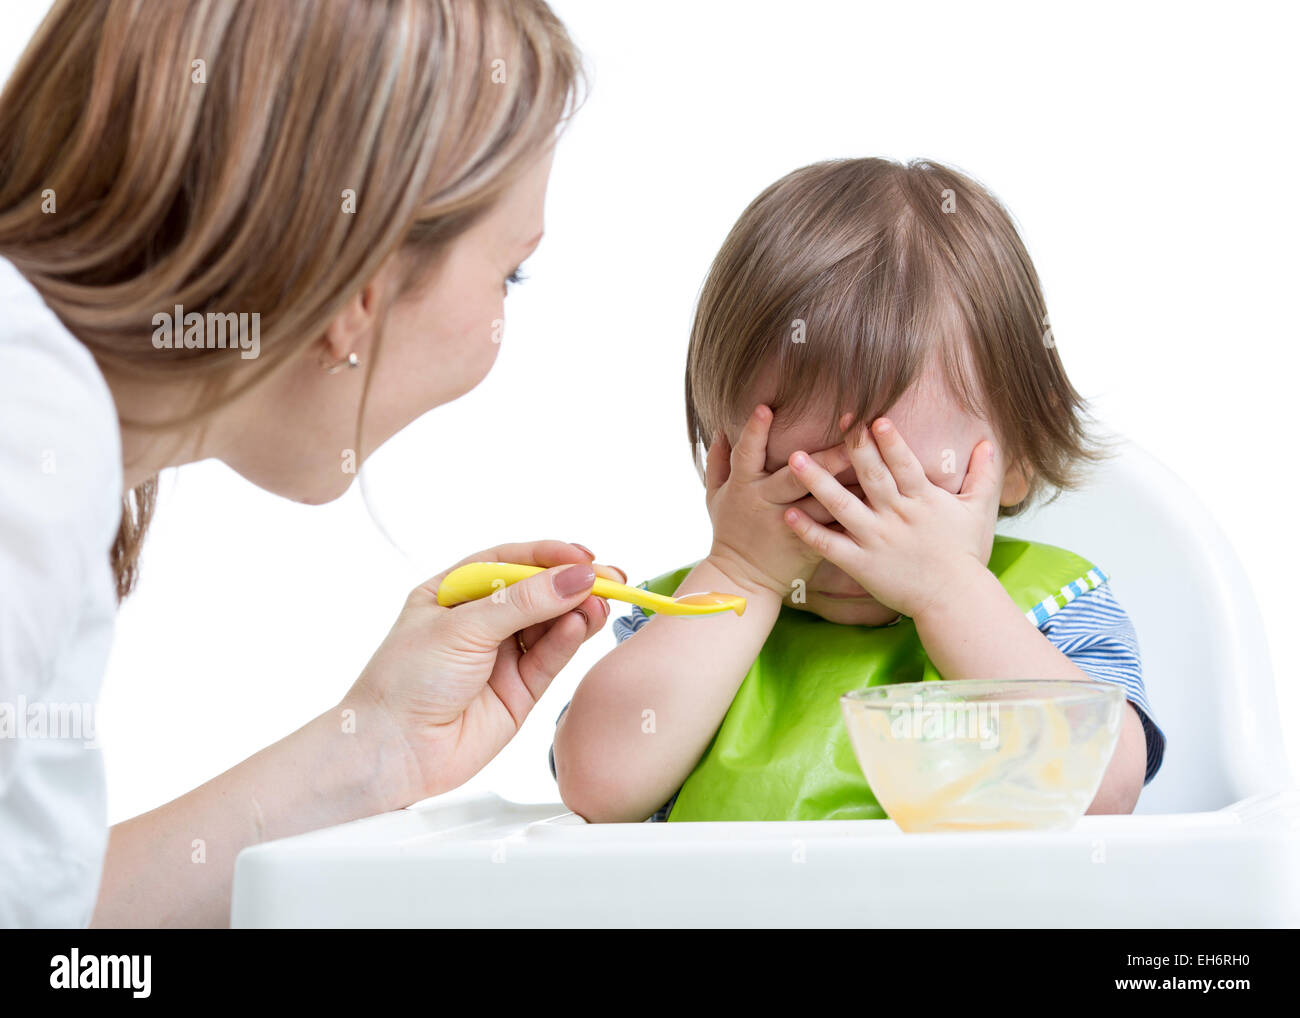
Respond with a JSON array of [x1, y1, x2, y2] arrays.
[[998, 437, 1291, 813]]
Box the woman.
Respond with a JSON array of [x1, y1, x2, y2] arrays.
[[0, 0, 614, 928]]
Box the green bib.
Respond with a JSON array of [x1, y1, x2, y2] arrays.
[[636, 536, 1103, 822]]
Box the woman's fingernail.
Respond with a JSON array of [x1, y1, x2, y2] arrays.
[[572, 542, 595, 559], [791, 452, 808, 469], [598, 597, 610, 618], [573, 608, 590, 628], [553, 564, 596, 597], [611, 565, 628, 583]]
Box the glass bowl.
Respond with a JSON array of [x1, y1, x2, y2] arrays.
[[840, 679, 1125, 832]]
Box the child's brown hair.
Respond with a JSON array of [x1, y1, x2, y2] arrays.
[[685, 157, 1111, 516]]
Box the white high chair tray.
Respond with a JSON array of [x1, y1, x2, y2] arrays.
[[231, 787, 1300, 928]]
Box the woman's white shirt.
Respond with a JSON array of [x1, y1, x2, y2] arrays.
[[0, 256, 121, 927]]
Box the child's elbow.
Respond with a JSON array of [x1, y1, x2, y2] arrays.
[[553, 732, 634, 823], [1086, 704, 1147, 815], [556, 763, 637, 823]]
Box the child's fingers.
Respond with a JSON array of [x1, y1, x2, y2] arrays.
[[959, 438, 1001, 508], [868, 417, 929, 497], [704, 432, 731, 496], [782, 504, 865, 570], [816, 442, 856, 479], [790, 484, 865, 525], [761, 443, 855, 503], [731, 404, 773, 479], [841, 414, 901, 510], [787, 450, 872, 533], [791, 492, 835, 525]]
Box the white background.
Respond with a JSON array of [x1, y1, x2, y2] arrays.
[[2, 0, 1296, 824]]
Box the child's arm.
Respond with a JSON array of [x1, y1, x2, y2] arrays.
[[554, 559, 783, 822], [783, 415, 1147, 813], [554, 406, 841, 823], [908, 564, 1147, 812]]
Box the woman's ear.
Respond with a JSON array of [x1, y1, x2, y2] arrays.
[[317, 264, 391, 365]]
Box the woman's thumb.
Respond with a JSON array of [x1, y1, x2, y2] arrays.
[[448, 563, 596, 645]]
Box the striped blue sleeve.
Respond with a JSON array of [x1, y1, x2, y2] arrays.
[[612, 603, 652, 643], [1035, 581, 1166, 785]]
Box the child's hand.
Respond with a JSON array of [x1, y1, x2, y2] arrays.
[[783, 415, 1002, 620], [705, 404, 849, 597]]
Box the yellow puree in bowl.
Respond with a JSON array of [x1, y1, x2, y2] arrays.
[[847, 701, 1103, 832]]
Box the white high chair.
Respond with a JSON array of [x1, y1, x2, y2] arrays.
[[232, 439, 1299, 928], [998, 437, 1293, 813]]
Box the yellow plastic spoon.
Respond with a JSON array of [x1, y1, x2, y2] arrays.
[[436, 561, 746, 617]]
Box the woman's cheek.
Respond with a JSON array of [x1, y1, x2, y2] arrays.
[[432, 295, 505, 398], [471, 300, 507, 379]]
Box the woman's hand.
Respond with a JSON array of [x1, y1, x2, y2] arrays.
[[342, 540, 621, 806], [783, 415, 1002, 620], [705, 404, 851, 596]]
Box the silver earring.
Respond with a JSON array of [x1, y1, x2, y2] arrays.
[[323, 352, 359, 374]]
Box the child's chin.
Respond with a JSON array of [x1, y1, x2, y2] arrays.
[[789, 596, 903, 628]]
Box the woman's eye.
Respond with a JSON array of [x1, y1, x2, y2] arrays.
[[505, 267, 527, 292]]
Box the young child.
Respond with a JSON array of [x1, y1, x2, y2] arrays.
[[551, 157, 1166, 823]]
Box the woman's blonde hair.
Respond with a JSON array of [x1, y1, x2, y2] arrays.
[[686, 157, 1111, 516], [0, 0, 583, 598]]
